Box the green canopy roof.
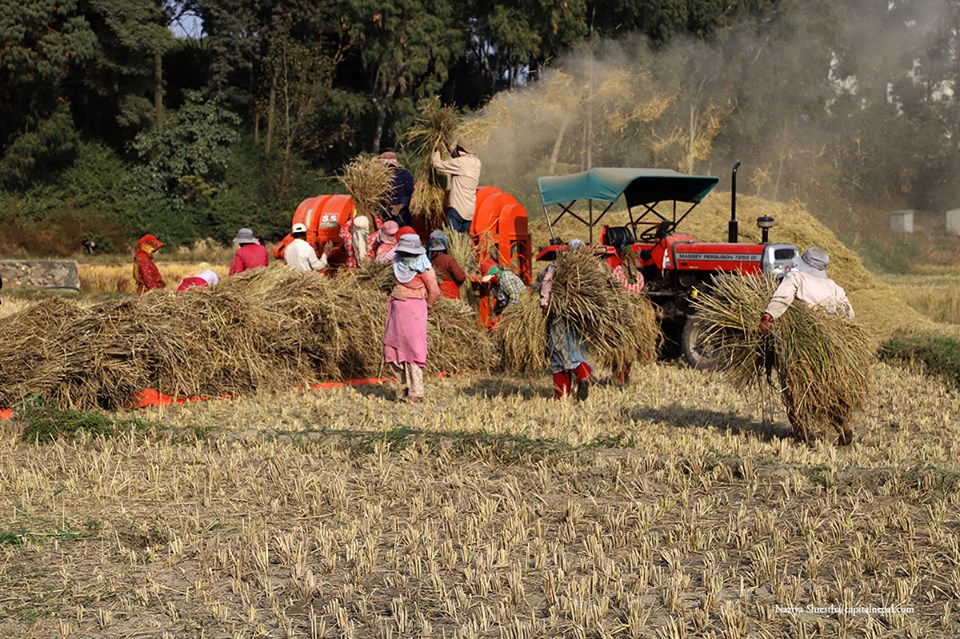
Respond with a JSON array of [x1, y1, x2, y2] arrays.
[[537, 168, 719, 208]]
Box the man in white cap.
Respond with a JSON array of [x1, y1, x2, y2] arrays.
[[431, 141, 481, 234], [759, 246, 853, 334], [758, 246, 856, 445], [229, 227, 269, 275], [284, 223, 333, 273]]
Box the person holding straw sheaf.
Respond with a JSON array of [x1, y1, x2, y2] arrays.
[[758, 246, 856, 445], [431, 140, 481, 234], [383, 232, 441, 403], [538, 239, 594, 401]]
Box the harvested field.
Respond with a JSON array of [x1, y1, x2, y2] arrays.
[[1, 363, 958, 638]]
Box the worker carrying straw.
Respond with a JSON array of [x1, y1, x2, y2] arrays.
[[758, 246, 857, 445], [538, 240, 593, 401]]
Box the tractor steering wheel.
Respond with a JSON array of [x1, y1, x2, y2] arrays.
[[639, 221, 674, 242]]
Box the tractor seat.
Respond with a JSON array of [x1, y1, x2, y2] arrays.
[[604, 226, 636, 249]]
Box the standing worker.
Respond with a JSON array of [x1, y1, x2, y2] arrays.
[[133, 234, 165, 294], [229, 227, 269, 275], [538, 240, 593, 401], [383, 231, 441, 403], [431, 141, 481, 234], [758, 246, 856, 445], [428, 230, 466, 300], [339, 215, 372, 268], [285, 223, 332, 273], [372, 220, 400, 264], [379, 152, 415, 227]]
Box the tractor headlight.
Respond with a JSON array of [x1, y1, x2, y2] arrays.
[[770, 263, 786, 278]]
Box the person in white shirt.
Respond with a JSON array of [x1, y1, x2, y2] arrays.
[[758, 246, 856, 445], [431, 141, 482, 234], [284, 223, 332, 272]]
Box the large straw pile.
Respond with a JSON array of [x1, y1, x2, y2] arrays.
[[691, 274, 875, 441], [0, 266, 495, 411], [497, 250, 660, 374], [405, 101, 461, 226], [337, 155, 397, 222]]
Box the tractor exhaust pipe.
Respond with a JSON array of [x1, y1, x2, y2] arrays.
[[728, 161, 741, 243]]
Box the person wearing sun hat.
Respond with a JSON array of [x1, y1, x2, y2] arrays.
[[383, 231, 440, 403], [133, 234, 165, 294], [428, 230, 466, 300], [758, 246, 856, 445], [372, 220, 400, 263], [229, 227, 269, 275]]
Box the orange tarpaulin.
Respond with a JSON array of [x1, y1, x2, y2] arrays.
[[0, 375, 453, 418]]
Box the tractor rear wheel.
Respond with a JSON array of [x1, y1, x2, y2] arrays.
[[682, 314, 721, 370]]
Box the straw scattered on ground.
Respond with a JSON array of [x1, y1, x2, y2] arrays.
[[692, 274, 875, 441], [0, 266, 495, 411]]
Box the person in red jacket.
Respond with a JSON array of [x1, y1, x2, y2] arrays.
[[427, 230, 466, 300], [229, 228, 269, 275], [133, 234, 165, 294]]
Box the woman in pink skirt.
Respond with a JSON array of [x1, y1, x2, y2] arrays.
[[383, 232, 440, 402]]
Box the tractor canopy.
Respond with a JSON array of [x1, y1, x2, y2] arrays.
[[537, 168, 720, 244], [538, 168, 718, 208]]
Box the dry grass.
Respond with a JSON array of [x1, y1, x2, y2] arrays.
[[882, 273, 960, 325], [0, 265, 494, 411], [79, 262, 230, 294], [1, 362, 958, 638]]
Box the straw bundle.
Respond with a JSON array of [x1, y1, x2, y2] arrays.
[[691, 274, 875, 441], [337, 155, 397, 222], [547, 249, 660, 370], [496, 250, 660, 374], [405, 101, 461, 226], [0, 265, 495, 411]]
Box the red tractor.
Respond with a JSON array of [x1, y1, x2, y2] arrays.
[[535, 164, 799, 367]]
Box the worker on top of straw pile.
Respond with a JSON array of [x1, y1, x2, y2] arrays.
[[285, 223, 333, 273], [378, 152, 415, 227], [758, 246, 856, 445], [431, 140, 482, 234], [229, 227, 269, 275], [339, 214, 371, 268], [133, 234, 165, 295], [383, 231, 441, 403], [372, 220, 400, 263], [481, 259, 525, 318], [538, 240, 594, 401], [428, 230, 467, 300], [176, 269, 219, 293]]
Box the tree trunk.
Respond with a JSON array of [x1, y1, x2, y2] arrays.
[[372, 100, 386, 154], [154, 50, 164, 130], [266, 67, 278, 153]]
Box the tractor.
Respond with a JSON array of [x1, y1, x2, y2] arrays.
[[534, 164, 799, 368]]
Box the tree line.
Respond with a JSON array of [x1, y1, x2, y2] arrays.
[[1, 0, 959, 254]]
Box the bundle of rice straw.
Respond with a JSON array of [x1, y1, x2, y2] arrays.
[[497, 250, 660, 374], [337, 155, 397, 222], [405, 100, 461, 226], [0, 265, 495, 411], [691, 274, 874, 441]]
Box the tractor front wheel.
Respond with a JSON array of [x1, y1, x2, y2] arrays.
[[682, 314, 721, 370]]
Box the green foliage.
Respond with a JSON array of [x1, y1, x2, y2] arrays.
[[16, 397, 155, 443], [879, 335, 960, 390], [0, 105, 81, 189], [131, 92, 241, 193]]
